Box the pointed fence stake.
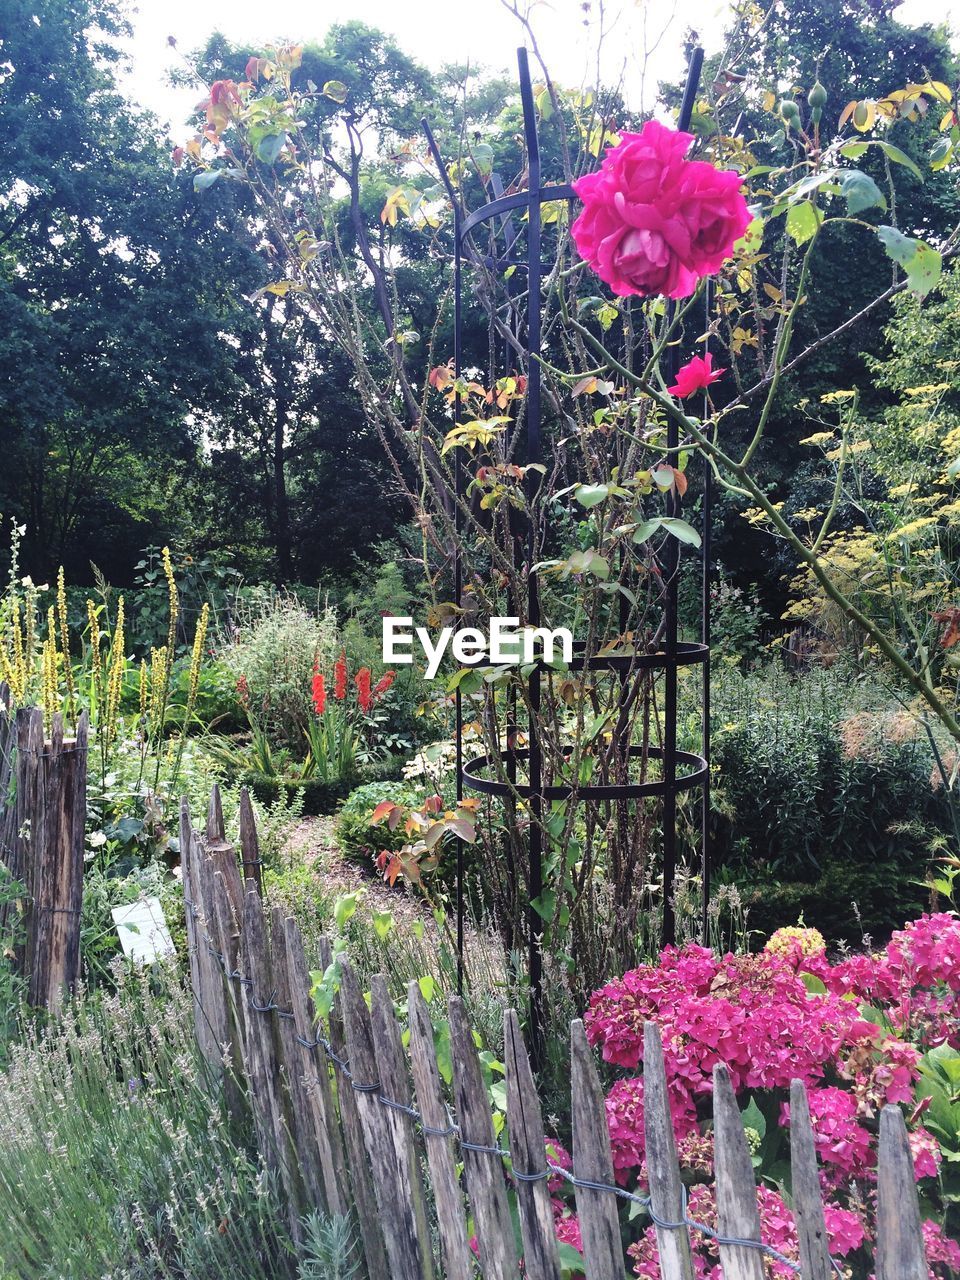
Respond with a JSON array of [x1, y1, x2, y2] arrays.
[[569, 1019, 623, 1280], [643, 1023, 695, 1280], [877, 1104, 928, 1280]]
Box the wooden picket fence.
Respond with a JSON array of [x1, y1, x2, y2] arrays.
[[0, 694, 87, 1010], [183, 784, 929, 1280]]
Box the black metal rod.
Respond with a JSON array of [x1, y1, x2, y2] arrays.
[[661, 46, 705, 948], [701, 280, 712, 945], [517, 46, 545, 1068]]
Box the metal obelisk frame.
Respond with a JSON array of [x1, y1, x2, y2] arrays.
[[425, 46, 710, 1057]]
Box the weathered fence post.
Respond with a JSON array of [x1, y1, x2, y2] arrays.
[[448, 993, 517, 1280], [16, 708, 88, 1010], [569, 1019, 623, 1280], [283, 917, 349, 1217], [407, 980, 473, 1280], [339, 961, 435, 1280], [238, 786, 263, 894], [789, 1080, 833, 1280], [877, 1104, 928, 1280], [712, 1064, 765, 1280], [643, 1022, 696, 1280], [504, 1008, 563, 1280], [319, 936, 388, 1280]]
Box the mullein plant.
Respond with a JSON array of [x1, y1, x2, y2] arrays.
[[0, 525, 211, 803]]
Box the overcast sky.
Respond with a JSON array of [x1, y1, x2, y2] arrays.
[[120, 0, 959, 140]]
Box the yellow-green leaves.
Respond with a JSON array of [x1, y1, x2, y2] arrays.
[[786, 200, 822, 245], [440, 417, 511, 454], [877, 226, 942, 297]]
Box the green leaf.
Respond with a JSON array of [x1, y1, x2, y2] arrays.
[[472, 143, 494, 177], [418, 975, 436, 1003], [631, 517, 664, 544], [558, 1242, 586, 1275], [372, 910, 394, 941], [905, 242, 943, 297], [489, 1079, 508, 1111], [799, 971, 827, 994], [446, 666, 485, 696], [786, 200, 822, 245], [255, 133, 286, 166], [840, 170, 886, 215], [876, 140, 924, 181], [574, 484, 609, 509], [878, 224, 916, 267], [660, 517, 702, 548], [930, 137, 954, 172], [741, 1095, 767, 1140], [193, 170, 222, 192], [878, 225, 942, 296], [334, 889, 364, 931], [531, 890, 557, 921]]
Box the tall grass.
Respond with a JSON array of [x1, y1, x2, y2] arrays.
[[0, 962, 296, 1280]]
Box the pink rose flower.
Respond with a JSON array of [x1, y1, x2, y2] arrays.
[[668, 352, 725, 398], [571, 119, 751, 299]]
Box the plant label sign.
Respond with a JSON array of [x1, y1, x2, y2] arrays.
[[112, 897, 175, 964]]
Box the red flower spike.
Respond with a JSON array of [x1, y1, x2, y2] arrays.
[[311, 667, 326, 715], [333, 651, 347, 700], [355, 667, 372, 713], [373, 670, 396, 701]]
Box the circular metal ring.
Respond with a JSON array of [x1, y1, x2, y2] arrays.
[[461, 746, 708, 801]]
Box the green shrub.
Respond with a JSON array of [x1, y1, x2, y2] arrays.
[[706, 660, 950, 940], [334, 781, 420, 866], [222, 589, 338, 750]]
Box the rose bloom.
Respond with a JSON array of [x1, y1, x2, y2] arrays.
[[572, 120, 751, 299], [668, 352, 725, 399]]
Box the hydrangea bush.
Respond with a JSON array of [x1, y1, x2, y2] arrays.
[[565, 916, 960, 1278]]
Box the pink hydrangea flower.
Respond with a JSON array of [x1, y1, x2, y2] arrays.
[[780, 1087, 875, 1187], [822, 1204, 868, 1256], [922, 1219, 960, 1275], [571, 120, 751, 299], [909, 1126, 942, 1180], [586, 948, 858, 1099], [604, 1076, 699, 1182]]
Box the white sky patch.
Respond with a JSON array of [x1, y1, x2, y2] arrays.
[[118, 0, 960, 143]]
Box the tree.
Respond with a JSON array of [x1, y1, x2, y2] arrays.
[[0, 0, 271, 582]]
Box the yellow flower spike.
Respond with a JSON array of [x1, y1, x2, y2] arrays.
[[11, 599, 25, 704], [87, 599, 103, 721], [56, 567, 76, 727], [139, 659, 148, 722], [105, 596, 126, 749], [188, 603, 209, 711], [162, 546, 179, 650]]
